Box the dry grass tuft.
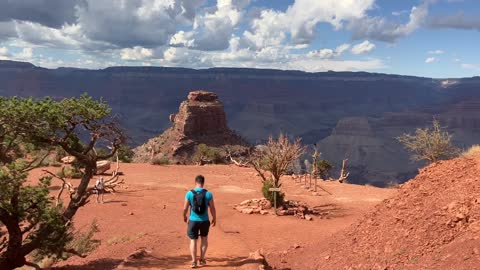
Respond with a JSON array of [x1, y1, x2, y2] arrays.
[[462, 145, 480, 159]]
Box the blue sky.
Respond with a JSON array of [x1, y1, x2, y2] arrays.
[[0, 0, 479, 78]]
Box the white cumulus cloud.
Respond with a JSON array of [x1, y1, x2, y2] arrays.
[[351, 40, 376, 55], [349, 1, 431, 42], [121, 46, 154, 61], [425, 57, 437, 63], [244, 0, 375, 48]]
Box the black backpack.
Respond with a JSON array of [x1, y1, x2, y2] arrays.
[[191, 189, 208, 215]]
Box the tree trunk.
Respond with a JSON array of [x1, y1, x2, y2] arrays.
[[63, 164, 95, 221], [0, 216, 26, 270]]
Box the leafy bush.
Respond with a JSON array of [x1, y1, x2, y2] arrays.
[[38, 153, 62, 167], [397, 120, 459, 163], [57, 165, 83, 179], [150, 156, 170, 165], [315, 159, 333, 179], [261, 180, 284, 208], [193, 144, 223, 164], [117, 145, 134, 163]]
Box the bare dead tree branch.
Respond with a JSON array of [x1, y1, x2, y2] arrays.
[[41, 169, 76, 206], [248, 134, 304, 187], [24, 261, 41, 270], [225, 149, 249, 167], [338, 159, 349, 183], [20, 151, 51, 173]]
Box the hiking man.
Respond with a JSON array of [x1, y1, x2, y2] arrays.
[[183, 175, 216, 268], [94, 177, 105, 203]]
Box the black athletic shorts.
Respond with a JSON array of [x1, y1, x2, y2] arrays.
[[187, 221, 210, 239]]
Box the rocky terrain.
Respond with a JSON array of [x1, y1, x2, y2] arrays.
[[133, 90, 249, 164], [3, 60, 480, 184], [267, 157, 480, 269]]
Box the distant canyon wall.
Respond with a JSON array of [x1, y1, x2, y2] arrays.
[[2, 60, 480, 185]]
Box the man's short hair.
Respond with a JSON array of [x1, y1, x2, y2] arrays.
[[195, 175, 205, 185]]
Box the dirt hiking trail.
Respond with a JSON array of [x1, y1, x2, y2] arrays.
[[28, 164, 394, 270]]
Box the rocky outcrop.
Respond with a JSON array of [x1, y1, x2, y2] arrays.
[[172, 91, 229, 137], [133, 91, 249, 164]]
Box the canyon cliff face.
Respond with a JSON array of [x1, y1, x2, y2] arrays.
[[133, 91, 249, 164], [2, 60, 480, 184]]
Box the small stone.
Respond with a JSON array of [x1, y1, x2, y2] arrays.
[[240, 199, 251, 206], [305, 215, 313, 221], [242, 208, 254, 214], [324, 255, 330, 260], [447, 202, 457, 211], [262, 201, 272, 210], [129, 212, 134, 215], [293, 244, 301, 249], [121, 203, 128, 206], [473, 248, 480, 255], [260, 210, 269, 215]]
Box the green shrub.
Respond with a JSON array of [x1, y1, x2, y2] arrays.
[[261, 180, 284, 208], [117, 145, 134, 163], [38, 154, 62, 167], [150, 156, 170, 165], [397, 120, 459, 163], [57, 166, 83, 179], [193, 144, 223, 164], [315, 159, 333, 179]]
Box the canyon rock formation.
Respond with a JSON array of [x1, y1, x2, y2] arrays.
[[133, 90, 249, 164]]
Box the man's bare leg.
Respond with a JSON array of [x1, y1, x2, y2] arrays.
[[200, 236, 208, 264], [190, 239, 197, 264]]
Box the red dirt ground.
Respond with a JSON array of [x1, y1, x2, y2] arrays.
[[269, 158, 480, 270], [27, 164, 395, 270]]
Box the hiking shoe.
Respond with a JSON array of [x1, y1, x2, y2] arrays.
[[191, 261, 197, 268], [199, 259, 207, 266]]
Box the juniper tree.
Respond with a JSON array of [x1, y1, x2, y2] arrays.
[[0, 95, 126, 269]]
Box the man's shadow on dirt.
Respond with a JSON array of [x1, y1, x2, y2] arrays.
[[52, 258, 122, 270]]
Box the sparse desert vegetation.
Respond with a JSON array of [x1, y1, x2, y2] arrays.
[[461, 144, 480, 159], [397, 119, 460, 163]]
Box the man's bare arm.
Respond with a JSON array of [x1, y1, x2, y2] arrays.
[[209, 198, 216, 227], [183, 199, 190, 223]]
